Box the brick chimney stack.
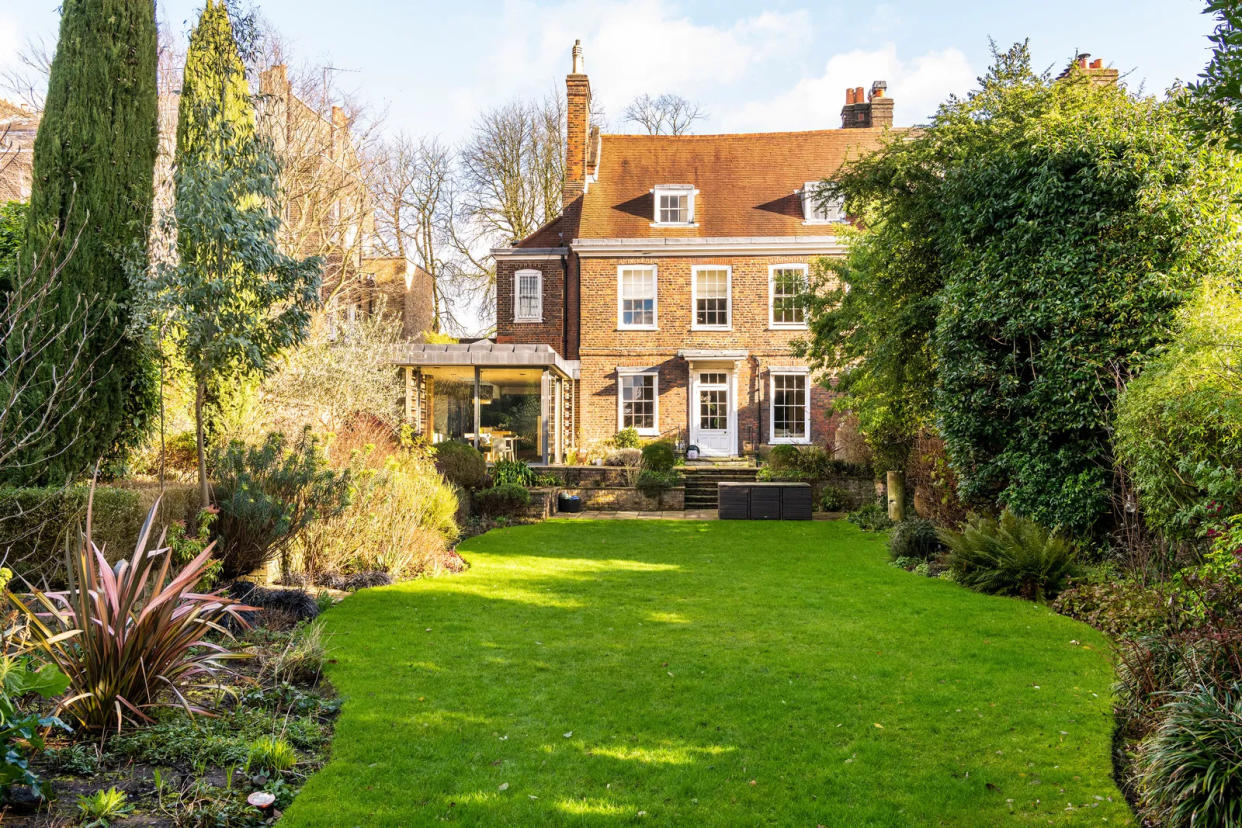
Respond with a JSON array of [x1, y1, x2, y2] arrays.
[[563, 40, 592, 210], [1056, 53, 1120, 86], [841, 80, 893, 128]]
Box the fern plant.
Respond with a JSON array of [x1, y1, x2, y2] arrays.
[[938, 510, 1079, 601]]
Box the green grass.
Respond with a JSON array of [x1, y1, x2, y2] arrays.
[[283, 520, 1131, 826]]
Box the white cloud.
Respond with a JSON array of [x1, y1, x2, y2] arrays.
[[483, 0, 811, 125], [722, 43, 976, 132]]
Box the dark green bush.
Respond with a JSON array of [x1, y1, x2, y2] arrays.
[[213, 429, 352, 578], [433, 440, 486, 490], [757, 467, 814, 482], [640, 441, 676, 472], [1053, 576, 1188, 639], [888, 518, 944, 561], [1137, 682, 1242, 828], [768, 444, 801, 470], [818, 485, 851, 511], [847, 502, 893, 532], [939, 510, 1079, 601], [490, 459, 536, 487], [474, 483, 530, 517], [636, 469, 680, 499]]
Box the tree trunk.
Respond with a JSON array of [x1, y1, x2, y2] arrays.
[[195, 378, 210, 508]]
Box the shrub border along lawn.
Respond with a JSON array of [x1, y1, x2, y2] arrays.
[[285, 519, 1131, 826]]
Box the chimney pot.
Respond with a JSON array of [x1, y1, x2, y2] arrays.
[[572, 39, 584, 74], [1090, 58, 1102, 69], [869, 80, 888, 101], [845, 88, 855, 105], [855, 86, 865, 103]]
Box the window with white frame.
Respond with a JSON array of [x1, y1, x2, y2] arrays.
[[770, 372, 810, 443], [692, 266, 731, 329], [770, 264, 809, 328], [514, 268, 542, 322], [802, 181, 846, 224], [618, 371, 658, 434], [618, 265, 657, 329], [652, 185, 696, 225]]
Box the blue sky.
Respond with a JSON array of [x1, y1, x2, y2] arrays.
[[0, 0, 1219, 139]]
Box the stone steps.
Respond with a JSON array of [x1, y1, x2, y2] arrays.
[[682, 466, 759, 510]]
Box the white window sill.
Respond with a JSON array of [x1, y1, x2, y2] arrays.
[[650, 222, 698, 228], [769, 323, 808, 331], [692, 325, 732, 332], [513, 317, 543, 324], [618, 325, 659, 331], [802, 219, 848, 226], [770, 436, 811, 445], [633, 428, 660, 437]]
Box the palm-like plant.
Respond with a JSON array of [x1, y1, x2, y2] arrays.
[[9, 493, 253, 731], [939, 510, 1080, 601]]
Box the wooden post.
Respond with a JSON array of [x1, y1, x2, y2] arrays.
[[887, 470, 905, 522]]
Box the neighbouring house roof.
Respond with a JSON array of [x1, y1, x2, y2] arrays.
[[391, 341, 580, 379], [516, 127, 899, 247]]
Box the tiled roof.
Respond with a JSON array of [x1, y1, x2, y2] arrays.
[[570, 127, 900, 240]]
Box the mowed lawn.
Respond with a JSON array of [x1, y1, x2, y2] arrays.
[[283, 520, 1131, 827]]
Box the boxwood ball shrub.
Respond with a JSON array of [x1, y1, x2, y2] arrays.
[[433, 440, 486, 490], [939, 510, 1079, 601], [889, 518, 944, 561], [474, 483, 530, 517], [612, 428, 641, 449], [768, 444, 800, 470], [640, 441, 676, 472]]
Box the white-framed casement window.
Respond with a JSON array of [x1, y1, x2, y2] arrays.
[[618, 264, 658, 329], [770, 370, 811, 444], [802, 181, 846, 224], [652, 184, 697, 226], [769, 264, 809, 329], [513, 268, 543, 323], [691, 265, 731, 330], [618, 369, 659, 435]]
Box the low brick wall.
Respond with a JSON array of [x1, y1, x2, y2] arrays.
[[547, 465, 637, 488], [812, 475, 881, 509]]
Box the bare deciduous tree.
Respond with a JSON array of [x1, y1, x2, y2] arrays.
[[0, 36, 53, 111], [623, 93, 706, 135]]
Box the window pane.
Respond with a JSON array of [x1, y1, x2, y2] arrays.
[[695, 269, 729, 326], [700, 372, 726, 385], [699, 388, 727, 430], [658, 193, 687, 223], [620, 268, 655, 326], [773, 374, 807, 439], [772, 268, 807, 324], [620, 374, 655, 430], [517, 273, 539, 318]]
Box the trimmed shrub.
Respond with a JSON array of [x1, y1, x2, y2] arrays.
[[604, 448, 642, 467], [768, 444, 800, 470], [939, 510, 1079, 601], [847, 502, 893, 532], [636, 469, 680, 499], [474, 483, 531, 517], [640, 441, 676, 472], [819, 485, 851, 512], [1137, 683, 1242, 828], [433, 440, 486, 490], [213, 430, 353, 579], [889, 518, 944, 561], [757, 467, 814, 482], [612, 428, 641, 449]]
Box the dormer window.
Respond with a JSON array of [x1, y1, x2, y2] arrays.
[[802, 181, 846, 224], [652, 184, 697, 226]]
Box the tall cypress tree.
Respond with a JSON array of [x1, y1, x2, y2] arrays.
[[9, 0, 159, 484]]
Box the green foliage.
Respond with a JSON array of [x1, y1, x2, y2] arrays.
[[0, 201, 25, 290], [767, 444, 801, 471], [604, 448, 642, 467], [1137, 683, 1242, 828], [267, 623, 327, 687], [8, 498, 251, 731], [1115, 282, 1242, 540], [474, 483, 530, 517], [847, 502, 893, 532], [247, 735, 298, 774], [145, 0, 321, 500], [636, 469, 681, 499], [940, 511, 1080, 601], [491, 459, 537, 487], [763, 445, 870, 481], [888, 518, 944, 561], [640, 441, 676, 472], [166, 509, 220, 590], [757, 467, 813, 482], [799, 41, 1242, 533], [0, 657, 71, 800], [8, 0, 160, 484], [77, 787, 131, 826], [294, 444, 459, 580], [433, 441, 486, 490], [213, 429, 352, 578], [1053, 575, 1188, 639], [1188, 0, 1242, 151], [818, 485, 851, 512], [612, 428, 641, 449]]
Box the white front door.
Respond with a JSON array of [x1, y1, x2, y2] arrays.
[[690, 370, 735, 456]]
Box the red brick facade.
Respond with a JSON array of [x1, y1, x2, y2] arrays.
[[492, 42, 898, 456]]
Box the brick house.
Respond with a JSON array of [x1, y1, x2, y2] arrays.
[[0, 99, 39, 202], [397, 42, 898, 462]]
